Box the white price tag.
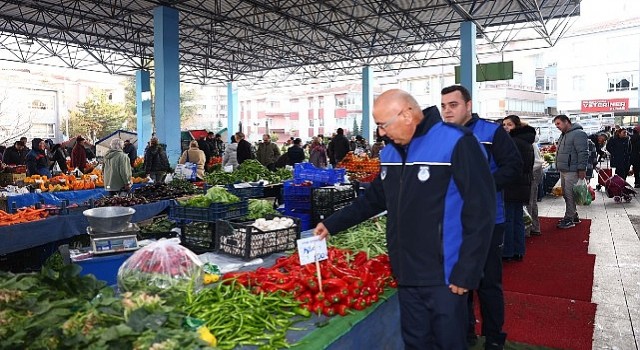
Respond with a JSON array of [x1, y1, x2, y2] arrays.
[[296, 236, 328, 265]]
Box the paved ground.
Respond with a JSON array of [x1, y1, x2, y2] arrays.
[[536, 176, 639, 349]]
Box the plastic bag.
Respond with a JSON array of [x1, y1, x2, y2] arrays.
[[523, 206, 533, 227], [573, 179, 591, 206], [552, 178, 563, 196], [175, 163, 197, 181], [117, 238, 203, 294]]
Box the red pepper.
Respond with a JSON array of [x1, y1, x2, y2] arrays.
[[307, 278, 319, 292], [335, 304, 349, 316], [371, 294, 379, 303], [353, 298, 367, 310], [344, 296, 355, 306], [322, 306, 336, 317], [312, 302, 324, 315], [389, 280, 398, 288], [314, 291, 326, 302], [326, 292, 342, 304], [323, 279, 350, 296], [296, 292, 312, 304], [352, 251, 368, 266]]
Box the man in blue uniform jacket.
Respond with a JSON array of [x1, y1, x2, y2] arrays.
[[442, 85, 523, 350], [315, 89, 496, 349]]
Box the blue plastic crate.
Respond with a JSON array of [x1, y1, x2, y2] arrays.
[[168, 199, 248, 222], [284, 198, 312, 211], [76, 252, 133, 286], [280, 208, 312, 231], [294, 164, 346, 185], [283, 180, 313, 197]]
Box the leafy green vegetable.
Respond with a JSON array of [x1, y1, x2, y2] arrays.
[[204, 187, 240, 204], [247, 199, 278, 219]]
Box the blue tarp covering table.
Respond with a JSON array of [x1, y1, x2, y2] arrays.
[[3, 184, 147, 211], [0, 200, 171, 255]]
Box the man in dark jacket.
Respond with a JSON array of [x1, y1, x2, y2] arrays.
[[327, 128, 350, 167], [235, 132, 253, 165], [286, 138, 305, 165], [315, 89, 495, 349], [442, 85, 522, 350], [123, 140, 137, 167], [631, 125, 640, 188], [554, 115, 589, 229], [2, 141, 26, 165], [197, 136, 212, 163]]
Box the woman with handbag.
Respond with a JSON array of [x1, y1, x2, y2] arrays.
[[179, 140, 206, 181]]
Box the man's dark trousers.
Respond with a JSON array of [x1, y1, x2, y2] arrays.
[[399, 285, 468, 349], [468, 224, 507, 347]]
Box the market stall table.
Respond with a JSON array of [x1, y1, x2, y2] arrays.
[[0, 199, 171, 255]]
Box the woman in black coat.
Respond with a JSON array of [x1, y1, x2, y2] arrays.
[[501, 115, 535, 261], [606, 128, 632, 180], [49, 144, 68, 174]]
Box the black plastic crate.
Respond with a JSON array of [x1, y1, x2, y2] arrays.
[[312, 185, 356, 209], [226, 185, 265, 199], [312, 201, 352, 225], [180, 222, 216, 254], [168, 199, 248, 222], [216, 216, 301, 260]]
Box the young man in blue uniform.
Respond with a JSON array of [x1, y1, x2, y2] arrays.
[[315, 89, 496, 349], [441, 85, 522, 350]]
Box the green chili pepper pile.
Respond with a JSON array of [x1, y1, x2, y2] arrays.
[[182, 281, 303, 350]]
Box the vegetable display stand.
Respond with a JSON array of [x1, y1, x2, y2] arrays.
[[168, 199, 248, 222], [179, 222, 216, 254], [216, 216, 301, 260]]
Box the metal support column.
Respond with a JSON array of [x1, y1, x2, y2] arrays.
[[153, 6, 181, 164], [460, 21, 478, 106], [227, 82, 239, 141], [136, 70, 152, 156], [361, 66, 374, 142]]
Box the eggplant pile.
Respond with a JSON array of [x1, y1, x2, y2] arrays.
[[93, 194, 149, 207], [132, 180, 199, 201]]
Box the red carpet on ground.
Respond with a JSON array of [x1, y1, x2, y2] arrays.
[[481, 217, 597, 349], [502, 217, 595, 302]]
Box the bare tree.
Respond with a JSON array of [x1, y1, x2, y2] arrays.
[[0, 92, 33, 146]]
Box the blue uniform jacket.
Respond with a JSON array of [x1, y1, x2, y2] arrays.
[[323, 106, 496, 289], [465, 115, 522, 224]]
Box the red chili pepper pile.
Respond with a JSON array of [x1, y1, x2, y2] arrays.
[[222, 247, 397, 317]]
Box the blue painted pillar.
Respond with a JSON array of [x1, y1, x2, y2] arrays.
[[361, 66, 374, 142], [460, 21, 477, 106], [135, 70, 152, 157], [227, 82, 239, 141], [153, 6, 181, 165]]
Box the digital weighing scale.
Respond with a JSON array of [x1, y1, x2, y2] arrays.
[[87, 223, 140, 255]]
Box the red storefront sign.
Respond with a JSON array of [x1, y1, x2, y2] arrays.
[[581, 98, 629, 112]]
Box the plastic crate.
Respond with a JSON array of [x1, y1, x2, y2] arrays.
[[180, 222, 216, 254], [312, 200, 353, 225], [294, 163, 346, 185], [168, 199, 248, 222], [226, 185, 264, 199], [283, 180, 314, 198], [312, 185, 356, 209], [279, 208, 312, 231], [216, 216, 301, 260], [284, 198, 312, 211]]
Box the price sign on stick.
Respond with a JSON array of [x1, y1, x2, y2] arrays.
[[297, 236, 328, 292], [296, 236, 328, 265]]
